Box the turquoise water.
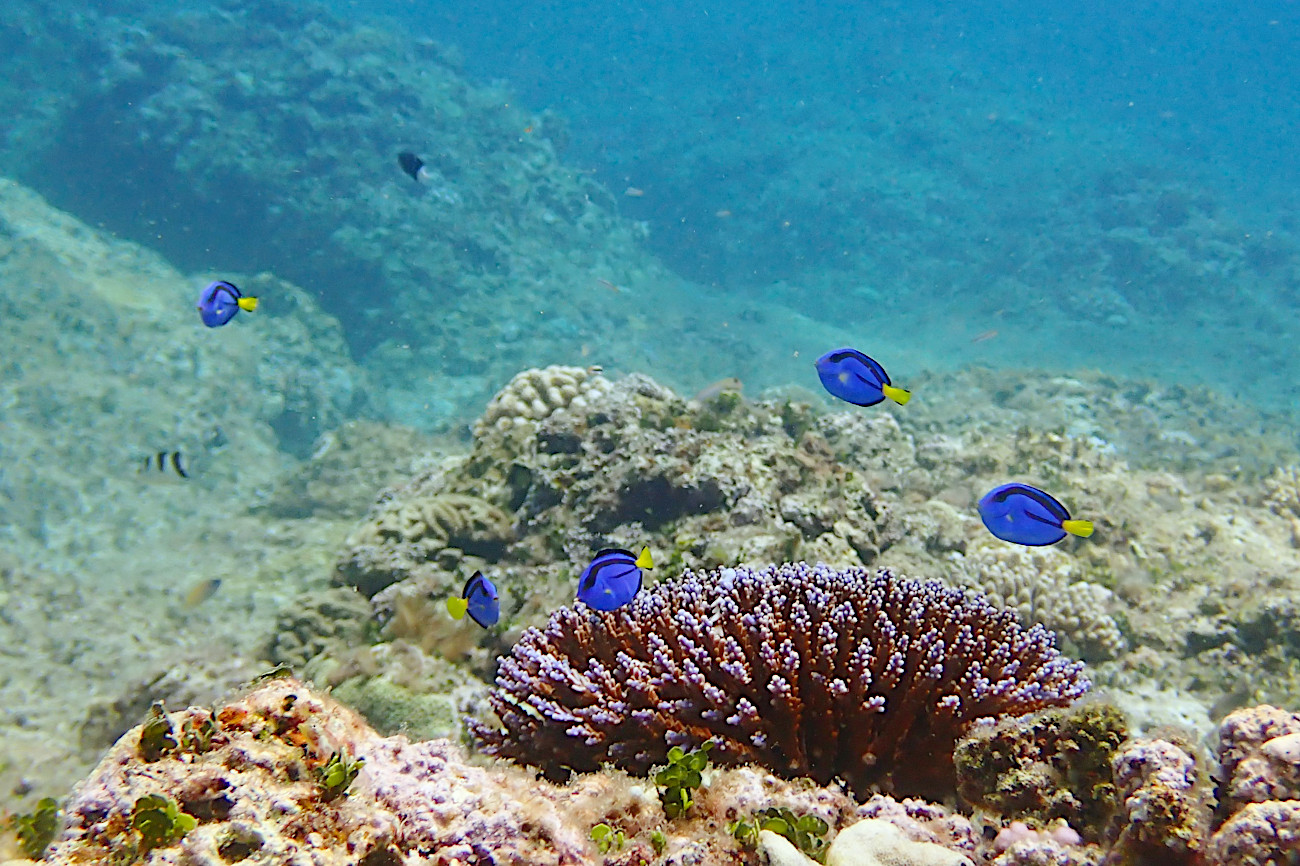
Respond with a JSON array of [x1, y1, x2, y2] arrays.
[[4, 0, 1300, 827], [3, 0, 1299, 424]]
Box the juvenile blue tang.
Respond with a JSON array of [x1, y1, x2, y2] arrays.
[[446, 571, 500, 628], [576, 547, 653, 611], [197, 280, 258, 328], [815, 348, 911, 407], [978, 483, 1094, 546]]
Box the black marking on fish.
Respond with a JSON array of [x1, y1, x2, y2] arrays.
[[991, 483, 1069, 525], [398, 151, 425, 181], [202, 280, 242, 306]]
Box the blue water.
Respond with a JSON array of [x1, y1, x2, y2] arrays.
[[3, 0, 1299, 419], [365, 0, 1300, 266], [332, 0, 1300, 412]]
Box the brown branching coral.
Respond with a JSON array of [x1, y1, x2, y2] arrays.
[[473, 563, 1090, 798]]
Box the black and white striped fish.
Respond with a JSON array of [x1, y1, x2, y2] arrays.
[[139, 451, 190, 480]]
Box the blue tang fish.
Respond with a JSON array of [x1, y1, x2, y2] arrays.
[[197, 280, 258, 328], [576, 547, 653, 611], [815, 348, 911, 407], [978, 483, 1094, 546], [446, 570, 499, 628]]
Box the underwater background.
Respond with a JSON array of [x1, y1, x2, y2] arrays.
[[4, 0, 1300, 860]]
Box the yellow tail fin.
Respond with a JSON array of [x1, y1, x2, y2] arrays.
[[881, 384, 911, 406], [1062, 519, 1094, 538], [446, 597, 468, 620], [237, 296, 259, 312], [635, 547, 654, 569]]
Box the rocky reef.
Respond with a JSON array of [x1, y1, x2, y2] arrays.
[[323, 364, 1300, 727], [11, 678, 1300, 865]]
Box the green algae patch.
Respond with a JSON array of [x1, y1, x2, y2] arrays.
[[332, 674, 462, 741], [9, 796, 60, 860], [132, 793, 197, 851]]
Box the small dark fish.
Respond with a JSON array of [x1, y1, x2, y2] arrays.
[[814, 347, 910, 407], [978, 483, 1094, 546], [197, 280, 257, 328], [141, 451, 190, 480], [398, 151, 426, 182], [183, 577, 222, 608], [446, 571, 500, 628], [576, 548, 653, 611]]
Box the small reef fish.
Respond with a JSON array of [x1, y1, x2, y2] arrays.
[[397, 151, 429, 182], [446, 571, 500, 628], [971, 329, 999, 344], [815, 348, 911, 407], [140, 450, 190, 480], [978, 483, 1095, 546], [197, 280, 257, 328], [691, 377, 743, 403], [183, 577, 222, 609], [576, 548, 653, 611]]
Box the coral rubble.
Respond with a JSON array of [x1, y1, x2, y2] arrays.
[[474, 563, 1090, 798]]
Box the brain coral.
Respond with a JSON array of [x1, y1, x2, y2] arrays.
[[336, 492, 514, 596], [473, 365, 610, 437], [474, 563, 1090, 798]]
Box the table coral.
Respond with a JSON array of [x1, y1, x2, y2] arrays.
[[474, 563, 1090, 798]]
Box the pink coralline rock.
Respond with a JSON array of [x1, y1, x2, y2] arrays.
[[988, 839, 1102, 866], [1214, 705, 1300, 817], [1205, 705, 1300, 866], [41, 678, 899, 865], [853, 794, 979, 857], [1204, 799, 1300, 866], [43, 679, 662, 865], [1108, 737, 1209, 864], [696, 765, 857, 829]]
